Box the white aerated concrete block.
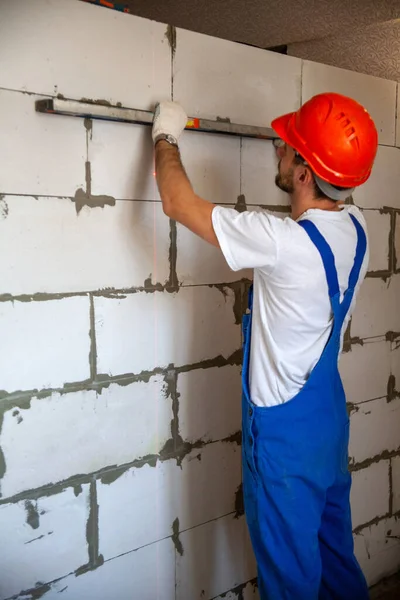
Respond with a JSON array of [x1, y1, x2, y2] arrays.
[[355, 146, 400, 210], [0, 486, 89, 600], [176, 514, 256, 600], [89, 121, 160, 200], [178, 365, 242, 443], [339, 340, 391, 405], [354, 517, 400, 586], [179, 131, 240, 204], [176, 222, 251, 285], [351, 276, 400, 339], [302, 61, 397, 146], [174, 28, 301, 127], [241, 138, 290, 207], [350, 461, 390, 529], [176, 132, 247, 285], [363, 210, 391, 273], [95, 286, 241, 376], [0, 377, 171, 498], [0, 0, 171, 107], [0, 90, 85, 197], [0, 197, 170, 295], [97, 461, 178, 559], [349, 397, 400, 465], [98, 442, 241, 560], [174, 442, 242, 532], [0, 297, 90, 393], [391, 455, 400, 513], [39, 538, 176, 600]]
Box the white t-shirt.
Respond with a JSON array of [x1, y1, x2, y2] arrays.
[[211, 205, 369, 407]]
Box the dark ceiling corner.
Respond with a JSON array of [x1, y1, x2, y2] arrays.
[[265, 45, 288, 55]]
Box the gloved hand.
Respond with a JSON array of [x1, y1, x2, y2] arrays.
[[152, 101, 188, 145]]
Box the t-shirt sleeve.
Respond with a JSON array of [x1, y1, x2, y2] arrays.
[[211, 206, 287, 272]]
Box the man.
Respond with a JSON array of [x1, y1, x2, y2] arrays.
[[152, 94, 378, 599]]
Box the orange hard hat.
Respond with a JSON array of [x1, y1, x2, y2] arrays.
[[271, 93, 378, 188]]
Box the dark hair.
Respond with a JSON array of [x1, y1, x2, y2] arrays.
[[293, 153, 348, 200]]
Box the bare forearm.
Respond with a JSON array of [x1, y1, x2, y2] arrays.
[[152, 102, 218, 246], [155, 141, 194, 217]]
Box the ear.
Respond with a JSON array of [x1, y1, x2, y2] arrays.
[[294, 165, 314, 187]]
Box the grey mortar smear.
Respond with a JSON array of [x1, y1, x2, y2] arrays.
[[86, 480, 104, 570], [172, 517, 184, 555], [387, 374, 400, 402], [0, 351, 243, 407], [74, 484, 83, 497], [389, 461, 394, 516], [216, 578, 258, 600], [20, 581, 52, 599], [159, 370, 179, 459], [212, 282, 247, 325], [0, 196, 8, 219], [235, 194, 247, 213], [73, 117, 115, 214], [377, 206, 396, 273], [234, 483, 244, 518], [25, 500, 40, 529], [74, 161, 115, 215], [158, 369, 207, 467], [166, 219, 179, 292], [165, 25, 177, 57]]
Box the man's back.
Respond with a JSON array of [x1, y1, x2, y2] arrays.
[[212, 204, 369, 406]]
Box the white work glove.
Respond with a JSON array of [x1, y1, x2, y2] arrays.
[[152, 101, 188, 145]]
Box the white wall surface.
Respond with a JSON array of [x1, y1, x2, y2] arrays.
[[0, 1, 399, 598]]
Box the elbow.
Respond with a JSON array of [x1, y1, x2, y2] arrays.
[[158, 186, 172, 217], [162, 198, 174, 219], [161, 191, 181, 220]]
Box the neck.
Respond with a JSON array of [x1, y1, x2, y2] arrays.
[[290, 192, 343, 220]]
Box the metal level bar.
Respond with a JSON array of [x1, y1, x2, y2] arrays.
[[80, 0, 130, 13], [35, 98, 277, 140]]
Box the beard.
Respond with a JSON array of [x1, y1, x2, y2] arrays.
[[275, 166, 295, 194]]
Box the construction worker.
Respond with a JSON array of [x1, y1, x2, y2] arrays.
[[152, 93, 378, 599]]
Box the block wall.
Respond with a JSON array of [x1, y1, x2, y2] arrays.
[[0, 1, 399, 598]]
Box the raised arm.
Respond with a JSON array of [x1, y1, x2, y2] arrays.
[[153, 102, 219, 247]]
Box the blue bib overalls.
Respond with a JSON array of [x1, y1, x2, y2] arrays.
[[242, 215, 369, 599]]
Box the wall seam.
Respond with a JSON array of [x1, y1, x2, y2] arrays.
[[0, 430, 243, 506], [353, 508, 400, 535], [0, 348, 243, 405], [350, 449, 400, 472], [89, 294, 97, 381]]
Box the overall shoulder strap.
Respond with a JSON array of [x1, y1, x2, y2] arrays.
[[298, 219, 340, 302], [339, 214, 367, 318], [347, 214, 367, 291], [299, 215, 367, 324]]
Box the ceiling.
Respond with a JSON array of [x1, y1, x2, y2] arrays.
[[121, 0, 400, 48]]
